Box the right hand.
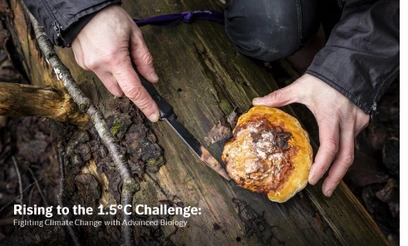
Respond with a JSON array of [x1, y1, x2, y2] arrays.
[[71, 5, 160, 122]]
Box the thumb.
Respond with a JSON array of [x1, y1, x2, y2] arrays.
[[252, 84, 299, 107]]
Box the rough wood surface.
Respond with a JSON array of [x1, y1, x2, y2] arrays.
[[0, 82, 88, 125], [6, 0, 388, 245]]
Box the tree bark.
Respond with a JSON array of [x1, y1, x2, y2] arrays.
[[4, 0, 388, 245]]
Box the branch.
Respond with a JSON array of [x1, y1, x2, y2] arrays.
[[0, 82, 88, 127], [12, 156, 23, 215], [20, 2, 139, 245], [28, 167, 49, 207]]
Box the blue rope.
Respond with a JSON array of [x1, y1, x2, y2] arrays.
[[134, 10, 224, 27]]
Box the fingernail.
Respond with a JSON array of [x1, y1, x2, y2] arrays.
[[147, 112, 160, 122], [325, 189, 333, 197], [308, 172, 317, 185], [252, 97, 264, 105], [150, 72, 159, 82]]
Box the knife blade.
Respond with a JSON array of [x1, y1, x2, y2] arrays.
[[138, 74, 230, 181]]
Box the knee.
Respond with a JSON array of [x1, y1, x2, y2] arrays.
[[224, 0, 319, 61]]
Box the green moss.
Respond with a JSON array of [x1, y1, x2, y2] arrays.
[[146, 156, 163, 166], [218, 98, 234, 116], [111, 118, 123, 136]]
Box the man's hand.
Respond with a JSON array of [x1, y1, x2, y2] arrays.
[[72, 5, 160, 122], [253, 74, 370, 197]]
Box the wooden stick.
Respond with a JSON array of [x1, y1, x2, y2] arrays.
[[28, 167, 49, 207], [11, 156, 23, 213], [0, 82, 88, 126]]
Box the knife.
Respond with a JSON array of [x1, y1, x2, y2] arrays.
[[139, 75, 230, 181]]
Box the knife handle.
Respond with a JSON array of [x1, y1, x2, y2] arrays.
[[138, 74, 174, 119]]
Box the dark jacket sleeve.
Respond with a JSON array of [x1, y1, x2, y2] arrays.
[[306, 0, 399, 114], [23, 0, 121, 47]]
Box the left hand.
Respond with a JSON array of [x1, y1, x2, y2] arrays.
[[252, 74, 370, 197]]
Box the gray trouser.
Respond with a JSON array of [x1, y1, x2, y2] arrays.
[[224, 0, 320, 61]]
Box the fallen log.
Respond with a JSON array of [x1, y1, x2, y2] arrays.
[[3, 0, 388, 245]]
